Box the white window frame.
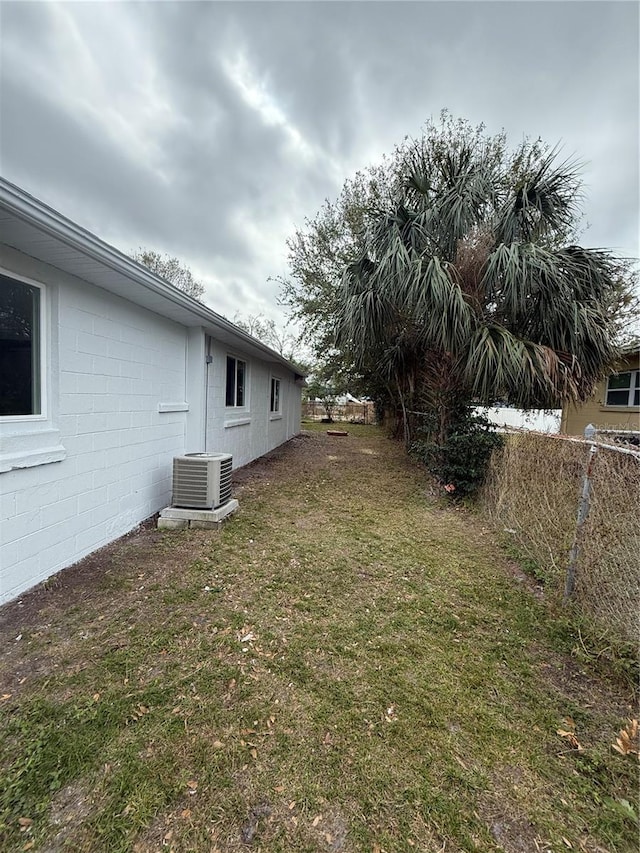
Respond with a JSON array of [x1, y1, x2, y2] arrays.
[[604, 369, 640, 408], [0, 266, 65, 473], [225, 354, 248, 409], [270, 376, 281, 415], [0, 270, 47, 421]]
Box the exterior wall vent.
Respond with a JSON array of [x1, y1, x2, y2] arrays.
[[172, 452, 233, 509]]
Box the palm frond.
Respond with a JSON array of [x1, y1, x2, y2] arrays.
[[411, 257, 473, 352], [461, 326, 582, 407], [496, 149, 583, 245]]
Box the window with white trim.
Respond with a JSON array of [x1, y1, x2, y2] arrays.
[[0, 266, 65, 473], [270, 377, 281, 413], [0, 273, 43, 417], [605, 370, 640, 407], [225, 355, 246, 407]]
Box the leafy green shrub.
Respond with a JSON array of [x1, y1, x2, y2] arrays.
[[412, 408, 503, 498]]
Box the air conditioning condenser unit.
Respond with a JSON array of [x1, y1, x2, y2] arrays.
[[172, 452, 232, 509]]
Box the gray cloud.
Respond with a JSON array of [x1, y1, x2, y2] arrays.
[[1, 1, 637, 325]]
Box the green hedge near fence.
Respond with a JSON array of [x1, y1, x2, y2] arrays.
[[480, 433, 640, 647]]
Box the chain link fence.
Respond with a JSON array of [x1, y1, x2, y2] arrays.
[[480, 431, 640, 645]]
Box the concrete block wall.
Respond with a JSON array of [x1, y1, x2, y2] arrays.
[[0, 251, 189, 603], [204, 338, 301, 469]]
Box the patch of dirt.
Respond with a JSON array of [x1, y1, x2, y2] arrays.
[[310, 808, 349, 851], [535, 649, 636, 721], [0, 518, 214, 701], [477, 796, 546, 853], [505, 560, 545, 600], [0, 519, 158, 635], [130, 799, 196, 853], [240, 800, 273, 844], [38, 782, 95, 853], [231, 432, 325, 491]]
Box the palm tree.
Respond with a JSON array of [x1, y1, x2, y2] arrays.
[[335, 120, 632, 447]]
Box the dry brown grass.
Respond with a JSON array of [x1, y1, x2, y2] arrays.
[[481, 432, 640, 646]]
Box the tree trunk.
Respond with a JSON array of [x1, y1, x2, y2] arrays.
[[396, 378, 410, 450]]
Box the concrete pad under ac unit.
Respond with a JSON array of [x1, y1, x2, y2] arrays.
[[157, 499, 239, 530]]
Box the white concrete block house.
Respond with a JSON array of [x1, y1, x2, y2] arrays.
[[0, 179, 304, 604]]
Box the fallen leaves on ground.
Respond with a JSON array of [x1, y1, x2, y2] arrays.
[[612, 718, 639, 759], [557, 717, 584, 752]]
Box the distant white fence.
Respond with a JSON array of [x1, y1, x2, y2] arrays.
[[474, 406, 561, 433]]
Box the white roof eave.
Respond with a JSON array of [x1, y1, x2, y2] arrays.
[[0, 178, 305, 377]]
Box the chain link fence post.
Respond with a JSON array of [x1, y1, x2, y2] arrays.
[[564, 424, 598, 602]]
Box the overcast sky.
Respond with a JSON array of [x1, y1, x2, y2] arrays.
[[1, 1, 638, 328]]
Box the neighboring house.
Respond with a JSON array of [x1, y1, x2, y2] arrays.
[[560, 347, 640, 435], [0, 179, 304, 604]]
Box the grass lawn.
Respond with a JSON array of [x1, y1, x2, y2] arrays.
[[0, 424, 637, 852]]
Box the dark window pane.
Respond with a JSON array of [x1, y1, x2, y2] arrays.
[[0, 276, 41, 416], [225, 356, 236, 406], [606, 389, 630, 406], [270, 377, 280, 412], [236, 361, 245, 407], [608, 372, 631, 390]]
